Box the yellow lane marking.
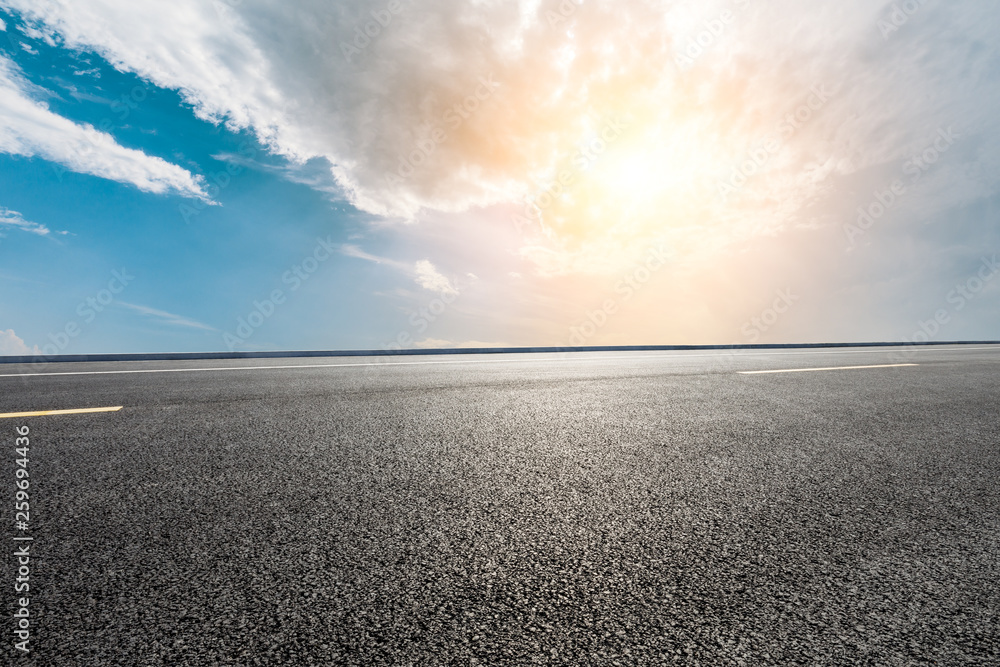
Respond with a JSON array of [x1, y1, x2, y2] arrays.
[[740, 364, 919, 375], [0, 406, 123, 419]]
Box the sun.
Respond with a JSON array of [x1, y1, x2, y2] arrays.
[[525, 112, 735, 249], [596, 145, 668, 204], [574, 125, 695, 225]]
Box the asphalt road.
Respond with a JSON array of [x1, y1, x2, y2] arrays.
[[2, 346, 999, 666]]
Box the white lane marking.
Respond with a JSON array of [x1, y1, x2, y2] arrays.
[[740, 363, 919, 375], [0, 346, 994, 378], [0, 406, 123, 419]]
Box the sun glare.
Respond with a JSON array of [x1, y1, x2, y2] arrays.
[[573, 123, 715, 228], [597, 146, 668, 203]]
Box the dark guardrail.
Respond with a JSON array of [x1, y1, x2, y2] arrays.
[[2, 341, 998, 364]]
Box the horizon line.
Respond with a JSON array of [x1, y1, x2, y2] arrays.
[[1, 341, 998, 365]]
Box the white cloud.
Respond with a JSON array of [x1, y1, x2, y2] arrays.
[[412, 338, 509, 349], [118, 302, 216, 331], [0, 55, 209, 199], [0, 206, 56, 236], [4, 0, 1000, 276], [0, 328, 39, 355], [342, 244, 461, 295], [340, 243, 389, 265], [456, 340, 510, 348], [414, 260, 457, 295], [0, 17, 6, 31], [412, 338, 452, 349]]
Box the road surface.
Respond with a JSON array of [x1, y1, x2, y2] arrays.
[[2, 346, 999, 665]]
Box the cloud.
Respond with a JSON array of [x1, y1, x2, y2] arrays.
[[412, 337, 452, 349], [455, 340, 510, 348], [5, 0, 1000, 275], [412, 338, 510, 349], [0, 328, 39, 355], [118, 302, 216, 331], [0, 206, 59, 236], [340, 243, 391, 265], [0, 17, 6, 31], [342, 244, 460, 296], [0, 55, 209, 199], [414, 260, 457, 295]]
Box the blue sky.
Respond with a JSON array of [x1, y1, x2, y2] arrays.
[[0, 7, 438, 354], [1, 1, 998, 355]]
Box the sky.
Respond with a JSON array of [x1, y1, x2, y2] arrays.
[[0, 0, 998, 356]]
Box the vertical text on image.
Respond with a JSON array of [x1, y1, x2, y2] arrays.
[[13, 424, 33, 654]]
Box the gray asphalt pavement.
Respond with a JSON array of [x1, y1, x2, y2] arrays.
[[2, 346, 999, 665]]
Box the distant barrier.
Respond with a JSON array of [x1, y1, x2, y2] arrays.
[[2, 341, 998, 365]]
